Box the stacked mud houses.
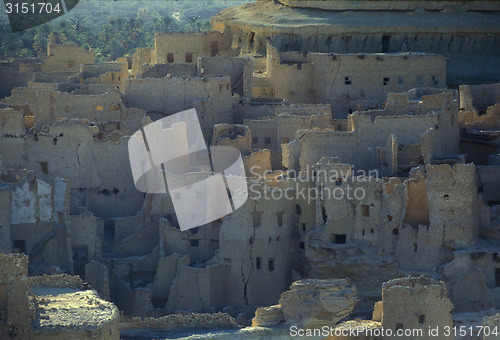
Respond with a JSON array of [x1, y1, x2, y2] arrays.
[[0, 0, 500, 338]]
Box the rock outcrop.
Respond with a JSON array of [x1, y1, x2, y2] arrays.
[[253, 279, 358, 328]]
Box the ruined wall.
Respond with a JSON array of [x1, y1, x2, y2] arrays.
[[121, 75, 233, 139], [268, 42, 446, 115], [290, 93, 458, 172], [0, 122, 144, 218], [5, 87, 123, 129], [209, 180, 310, 307], [6, 172, 73, 270], [198, 56, 252, 99], [459, 83, 500, 129], [0, 254, 31, 340], [131, 47, 153, 76], [154, 31, 232, 64], [0, 62, 36, 98], [138, 63, 197, 78], [77, 62, 128, 85], [41, 44, 94, 72], [381, 276, 453, 340], [244, 118, 278, 151], [32, 72, 75, 83]]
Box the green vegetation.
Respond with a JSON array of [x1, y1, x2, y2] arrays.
[[0, 0, 250, 62]]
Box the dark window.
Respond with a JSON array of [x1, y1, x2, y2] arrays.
[[398, 76, 404, 85], [382, 35, 391, 52], [256, 257, 262, 270], [39, 161, 48, 175], [0, 284, 6, 311], [185, 53, 193, 63], [190, 239, 199, 247], [432, 75, 439, 85], [396, 323, 403, 330], [167, 53, 174, 63], [296, 205, 302, 215], [264, 137, 271, 145], [268, 259, 275, 271], [299, 242, 305, 249], [252, 212, 262, 227], [383, 77, 390, 86], [344, 76, 351, 85], [277, 211, 283, 227], [332, 234, 347, 244], [418, 315, 425, 324], [302, 223, 306, 231], [495, 268, 500, 287], [361, 204, 370, 217], [13, 240, 26, 253]]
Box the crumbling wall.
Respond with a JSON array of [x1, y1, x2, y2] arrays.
[[381, 276, 453, 340], [210, 181, 303, 306], [5, 87, 123, 129], [0, 62, 36, 98], [166, 263, 224, 313], [121, 75, 233, 139], [132, 47, 153, 76], [6, 172, 73, 270], [154, 31, 232, 64], [138, 63, 197, 78], [76, 62, 128, 85], [41, 44, 94, 72], [245, 118, 278, 150], [0, 254, 31, 340], [267, 40, 446, 115], [198, 56, 252, 99], [459, 83, 500, 129], [32, 72, 75, 84], [212, 124, 251, 154], [290, 92, 458, 172], [0, 121, 144, 218]]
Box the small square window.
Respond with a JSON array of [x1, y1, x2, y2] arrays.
[[264, 137, 271, 145], [185, 53, 193, 63], [344, 76, 351, 85], [397, 76, 404, 85], [418, 315, 426, 324], [190, 239, 199, 247], [167, 53, 174, 63], [383, 77, 390, 86]]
